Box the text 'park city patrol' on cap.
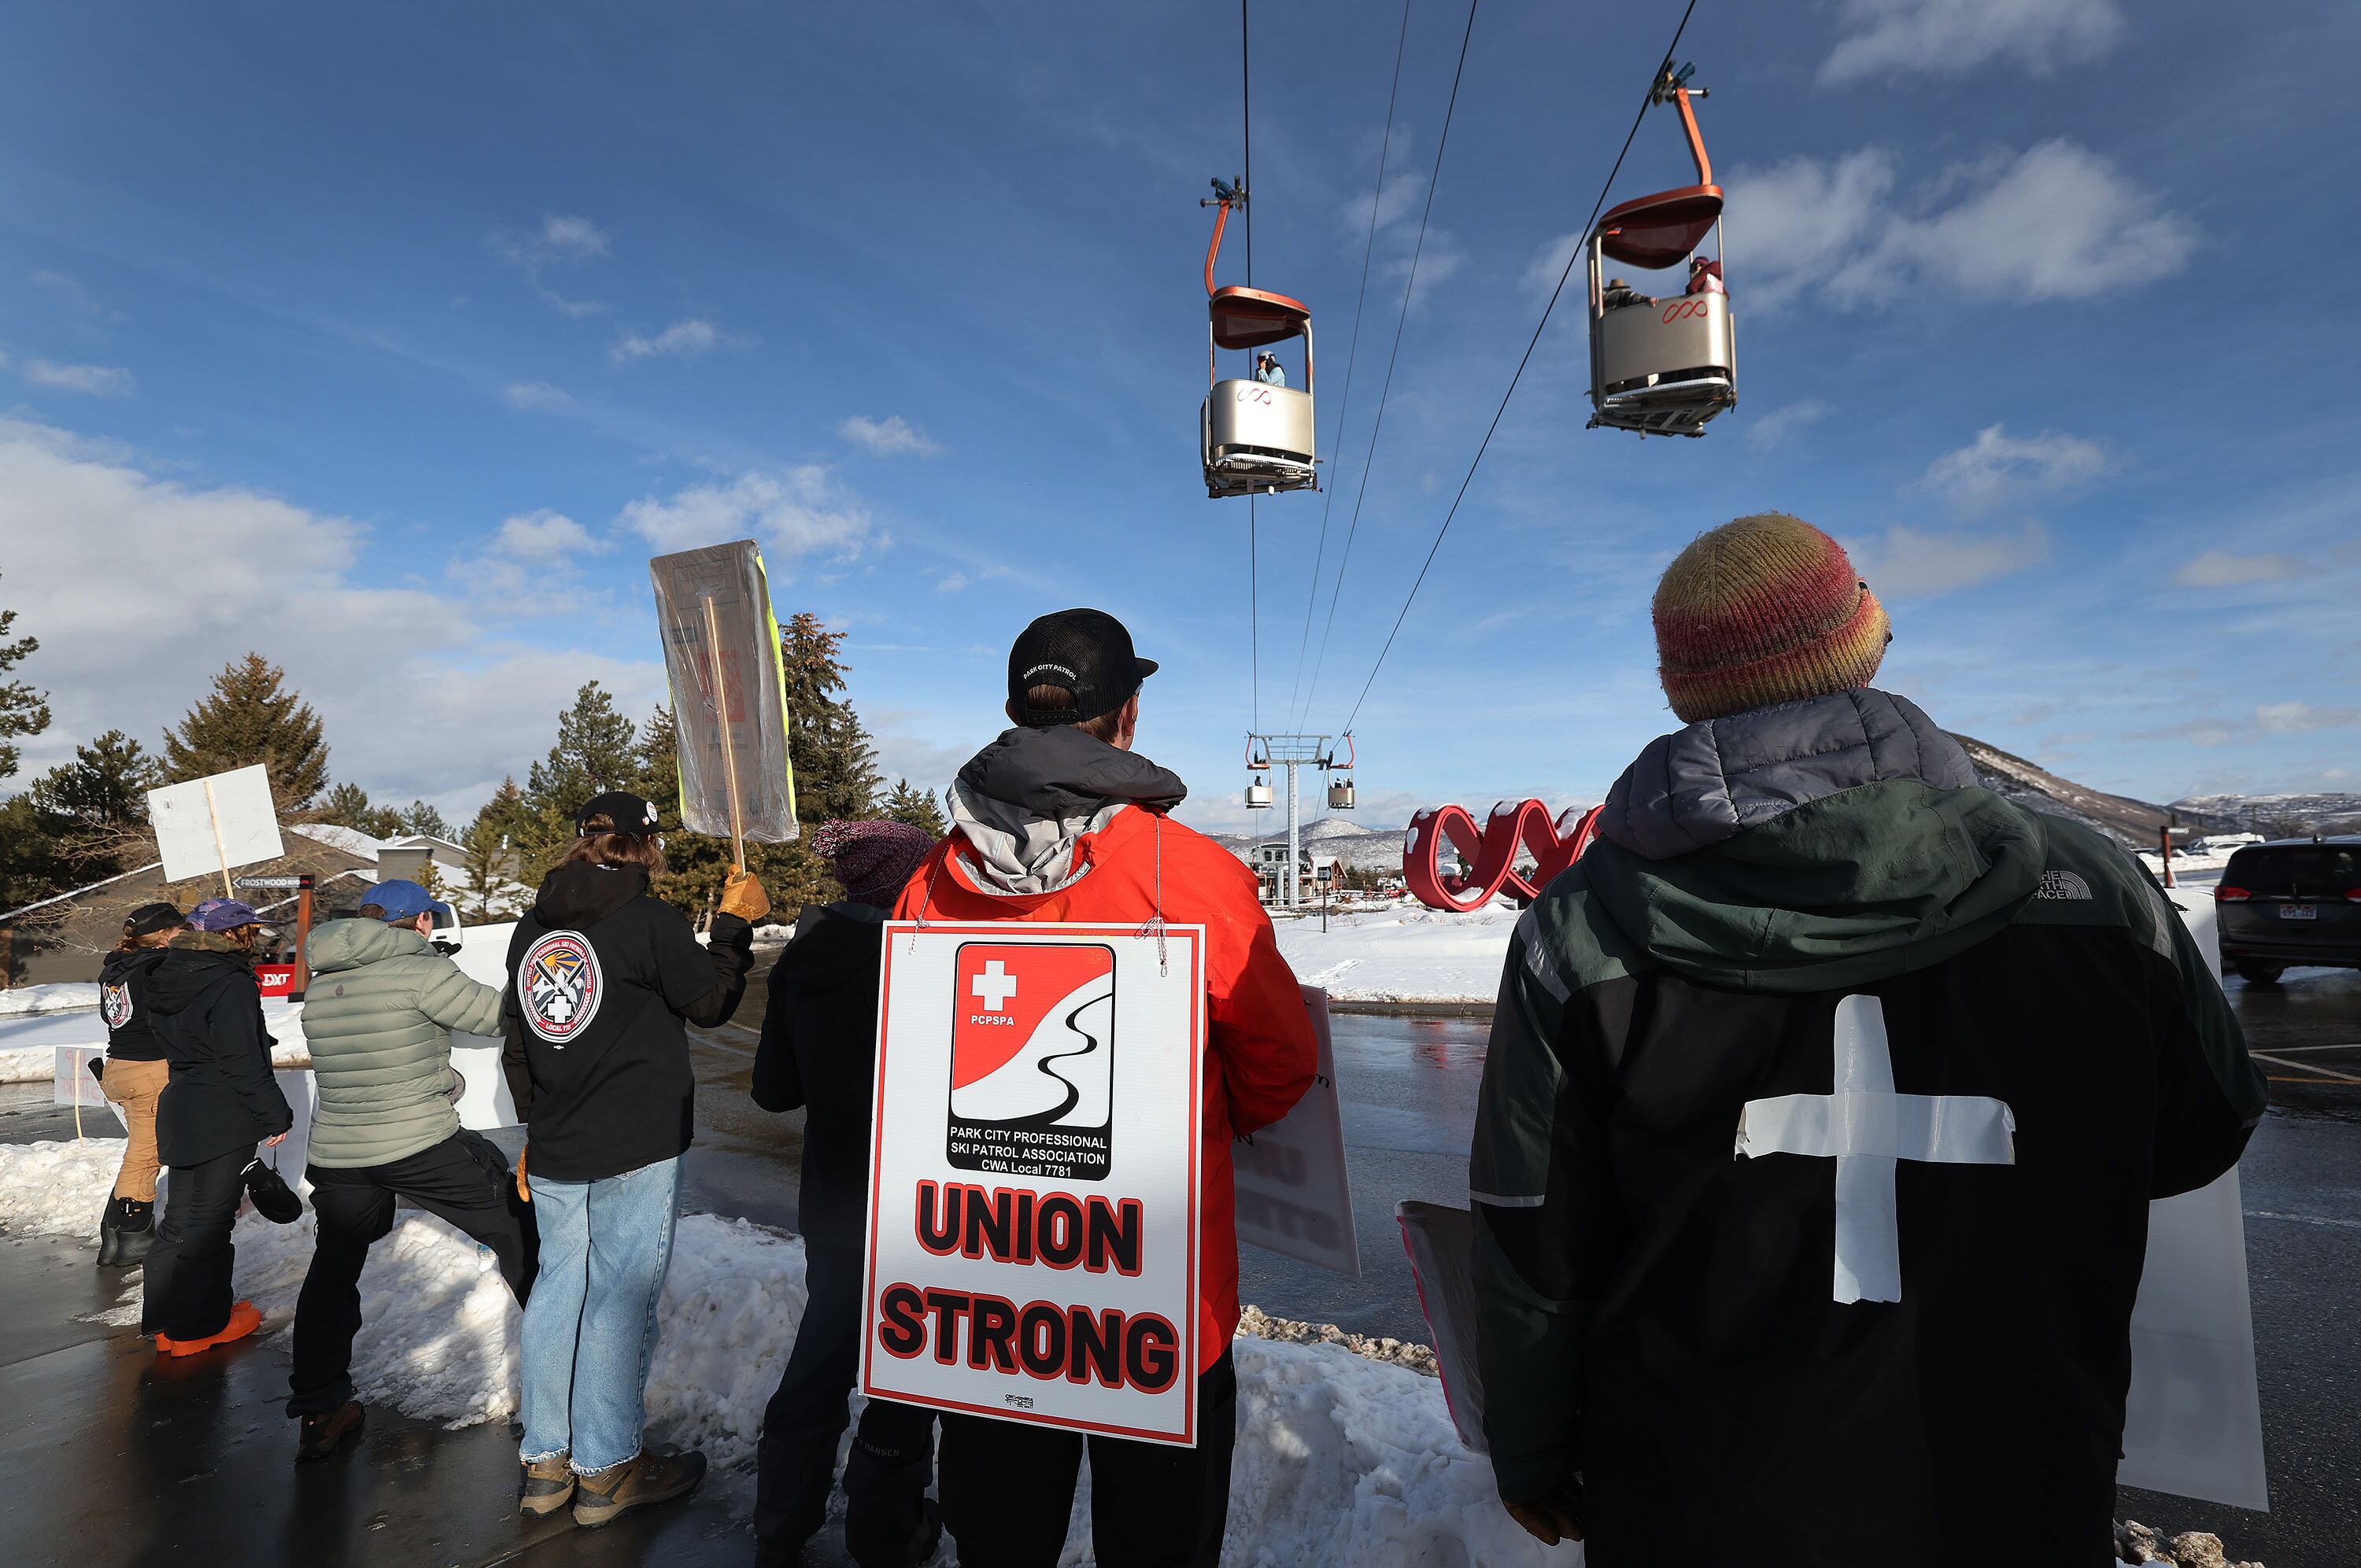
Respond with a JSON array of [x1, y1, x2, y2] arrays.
[[575, 791, 662, 836], [1007, 608, 1158, 727]]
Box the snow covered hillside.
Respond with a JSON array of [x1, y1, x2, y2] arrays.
[[1950, 733, 2193, 847], [2170, 791, 2361, 838], [1215, 816, 1405, 874]]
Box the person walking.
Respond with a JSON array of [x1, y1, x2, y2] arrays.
[[1467, 512, 2267, 1565], [142, 898, 293, 1356], [895, 608, 1317, 1568], [500, 791, 769, 1529], [286, 880, 538, 1463], [94, 900, 185, 1266], [752, 818, 943, 1568]]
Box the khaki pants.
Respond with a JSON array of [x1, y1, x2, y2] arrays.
[[101, 1057, 169, 1201]]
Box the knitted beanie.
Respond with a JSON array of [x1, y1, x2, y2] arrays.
[[812, 818, 937, 908], [1653, 513, 1890, 722]]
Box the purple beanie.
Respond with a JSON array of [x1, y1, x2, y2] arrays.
[[814, 819, 937, 908]]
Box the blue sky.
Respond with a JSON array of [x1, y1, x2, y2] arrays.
[[4, 0, 2357, 836]]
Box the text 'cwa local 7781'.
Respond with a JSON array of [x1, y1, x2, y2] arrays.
[[862, 923, 1207, 1445]]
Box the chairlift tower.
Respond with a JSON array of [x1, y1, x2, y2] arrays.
[[1243, 733, 1350, 908]]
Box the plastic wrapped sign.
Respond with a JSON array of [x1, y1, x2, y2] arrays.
[[1234, 986, 1359, 1275], [648, 540, 798, 846]]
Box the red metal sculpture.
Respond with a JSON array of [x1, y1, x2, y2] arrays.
[[1402, 801, 1603, 913]]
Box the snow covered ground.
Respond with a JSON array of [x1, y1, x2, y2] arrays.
[[0, 983, 101, 1016], [0, 998, 310, 1084], [0, 1136, 1564, 1566], [1273, 899, 1518, 1005]]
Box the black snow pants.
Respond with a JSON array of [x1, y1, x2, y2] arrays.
[[141, 1147, 249, 1341], [286, 1129, 537, 1416], [937, 1351, 1238, 1568], [754, 1240, 937, 1559]]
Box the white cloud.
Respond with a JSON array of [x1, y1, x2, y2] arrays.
[[1746, 398, 1831, 452], [1916, 424, 2106, 511], [617, 465, 872, 563], [609, 318, 724, 364], [538, 214, 610, 258], [504, 380, 573, 411], [1730, 140, 2193, 309], [0, 415, 663, 806], [490, 213, 611, 316], [2174, 549, 2302, 588], [31, 271, 127, 324], [1845, 519, 2050, 597], [494, 510, 599, 560], [841, 414, 943, 456], [1823, 0, 2122, 85], [22, 360, 136, 397], [2255, 700, 2360, 734], [2148, 702, 2361, 747]]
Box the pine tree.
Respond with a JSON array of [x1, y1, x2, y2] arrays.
[[397, 801, 453, 840], [881, 777, 948, 836], [162, 652, 330, 806], [456, 778, 532, 921], [321, 781, 403, 839], [0, 577, 51, 784], [525, 682, 637, 817], [780, 611, 879, 823], [28, 731, 158, 880], [631, 704, 679, 815]]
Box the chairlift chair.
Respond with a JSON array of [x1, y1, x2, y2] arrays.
[[1325, 733, 1356, 810], [1199, 180, 1318, 497], [1587, 65, 1736, 438], [1245, 735, 1275, 808]]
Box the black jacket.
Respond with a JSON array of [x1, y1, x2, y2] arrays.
[[752, 902, 889, 1252], [1469, 692, 2267, 1566], [148, 935, 294, 1166], [499, 861, 752, 1182], [100, 946, 172, 1062]]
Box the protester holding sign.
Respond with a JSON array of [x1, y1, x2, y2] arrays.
[[141, 898, 292, 1356], [286, 880, 538, 1464], [499, 791, 769, 1529], [893, 609, 1316, 1568], [94, 900, 186, 1267], [1465, 514, 2267, 1561], [750, 818, 942, 1568]]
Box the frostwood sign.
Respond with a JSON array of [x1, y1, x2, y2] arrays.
[[1402, 800, 1603, 911], [863, 922, 1207, 1445]]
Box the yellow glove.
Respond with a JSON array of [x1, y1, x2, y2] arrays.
[[719, 868, 770, 924], [515, 1145, 530, 1204]]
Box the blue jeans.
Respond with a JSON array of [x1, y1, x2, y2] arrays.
[[517, 1155, 680, 1473]]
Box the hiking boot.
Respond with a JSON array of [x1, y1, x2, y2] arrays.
[[295, 1400, 366, 1463], [98, 1197, 155, 1267], [571, 1448, 708, 1529], [519, 1452, 575, 1517], [155, 1300, 261, 1357], [848, 1496, 943, 1568]]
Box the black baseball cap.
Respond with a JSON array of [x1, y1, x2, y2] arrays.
[[1007, 609, 1158, 727], [122, 902, 185, 939], [575, 790, 662, 836]]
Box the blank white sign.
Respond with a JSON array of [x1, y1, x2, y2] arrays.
[[148, 764, 285, 885]]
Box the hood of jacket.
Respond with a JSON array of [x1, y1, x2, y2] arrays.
[[950, 725, 1188, 896], [532, 860, 649, 928], [306, 917, 434, 976], [147, 932, 255, 1016], [1583, 688, 2046, 992], [99, 946, 172, 987]]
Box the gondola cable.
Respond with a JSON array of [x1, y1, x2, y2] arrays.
[[1337, 0, 1702, 738], [1243, 0, 1261, 733], [1283, 0, 1413, 731], [1295, 0, 1479, 730]]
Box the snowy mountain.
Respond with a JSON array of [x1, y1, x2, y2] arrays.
[[1946, 734, 2215, 847], [1214, 816, 1404, 873], [2168, 791, 2361, 837]]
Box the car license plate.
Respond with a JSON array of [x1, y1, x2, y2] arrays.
[[2280, 904, 2317, 921]]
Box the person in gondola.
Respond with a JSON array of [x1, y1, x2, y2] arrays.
[[1602, 278, 1656, 311], [1254, 350, 1287, 387], [1684, 256, 1726, 296]]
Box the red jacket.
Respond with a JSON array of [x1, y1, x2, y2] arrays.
[[896, 802, 1317, 1373]]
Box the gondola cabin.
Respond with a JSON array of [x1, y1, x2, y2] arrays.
[[1204, 286, 1317, 497]]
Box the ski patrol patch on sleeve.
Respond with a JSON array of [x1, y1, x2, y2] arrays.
[[101, 982, 135, 1031], [519, 932, 603, 1046]]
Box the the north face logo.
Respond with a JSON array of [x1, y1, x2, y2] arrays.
[[2035, 869, 2093, 900]]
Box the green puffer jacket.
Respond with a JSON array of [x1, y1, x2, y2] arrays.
[[302, 918, 504, 1168]]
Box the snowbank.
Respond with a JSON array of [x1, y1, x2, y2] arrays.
[[0, 998, 312, 1083], [0, 1138, 1558, 1566], [0, 983, 100, 1016], [1274, 900, 1519, 1005]]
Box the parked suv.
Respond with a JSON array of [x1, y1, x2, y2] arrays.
[[2215, 836, 2361, 985]]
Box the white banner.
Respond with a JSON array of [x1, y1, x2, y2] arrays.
[[1233, 985, 1358, 1276], [863, 922, 1206, 1446], [148, 764, 285, 887]]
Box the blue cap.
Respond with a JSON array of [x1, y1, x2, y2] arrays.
[[187, 898, 263, 932], [368, 880, 453, 924]]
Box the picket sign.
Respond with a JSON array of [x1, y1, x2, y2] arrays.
[[147, 764, 284, 895], [1397, 886, 2271, 1511], [1232, 986, 1359, 1276], [863, 922, 1206, 1446], [648, 540, 800, 847]]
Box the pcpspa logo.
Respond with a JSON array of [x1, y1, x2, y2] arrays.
[[101, 982, 135, 1031], [946, 943, 1114, 1182], [519, 932, 603, 1046]]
